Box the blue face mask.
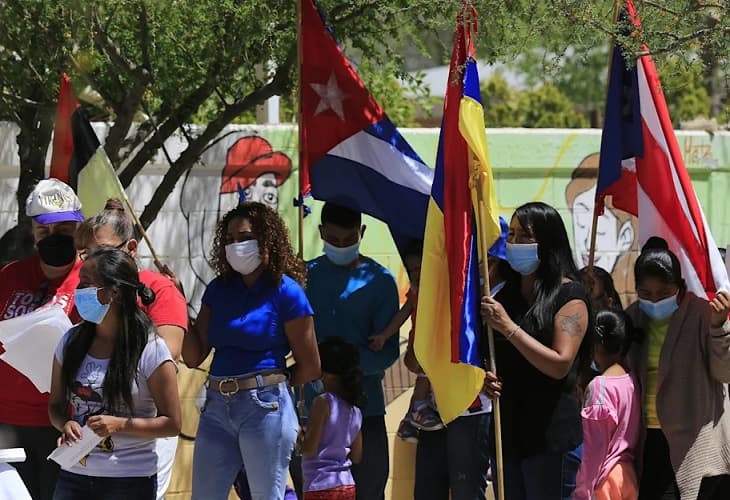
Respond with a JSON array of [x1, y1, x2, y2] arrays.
[[505, 243, 540, 275], [323, 241, 360, 266], [74, 287, 110, 324], [639, 294, 679, 320]]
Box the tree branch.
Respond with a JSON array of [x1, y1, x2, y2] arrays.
[[636, 25, 730, 57], [137, 46, 296, 229], [92, 9, 151, 84], [0, 92, 46, 108], [644, 1, 681, 17], [118, 80, 218, 187]]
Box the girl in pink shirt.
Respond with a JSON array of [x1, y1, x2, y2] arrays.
[[574, 309, 640, 500]]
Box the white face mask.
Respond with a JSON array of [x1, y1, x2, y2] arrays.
[[225, 240, 262, 275]]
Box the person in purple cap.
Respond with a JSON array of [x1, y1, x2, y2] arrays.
[[0, 178, 85, 500]]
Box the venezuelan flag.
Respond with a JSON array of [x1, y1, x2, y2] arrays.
[[414, 4, 500, 425]]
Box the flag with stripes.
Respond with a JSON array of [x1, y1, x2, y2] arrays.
[[596, 0, 729, 298], [414, 3, 500, 424], [299, 0, 433, 250], [49, 73, 128, 218]]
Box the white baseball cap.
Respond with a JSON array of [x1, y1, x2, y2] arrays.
[[25, 178, 84, 224]]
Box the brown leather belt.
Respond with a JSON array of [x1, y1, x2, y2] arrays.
[[208, 373, 287, 397]]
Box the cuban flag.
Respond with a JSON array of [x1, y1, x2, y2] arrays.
[[299, 0, 433, 248], [597, 0, 729, 298]]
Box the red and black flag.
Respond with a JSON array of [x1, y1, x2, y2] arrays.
[[49, 73, 127, 217]]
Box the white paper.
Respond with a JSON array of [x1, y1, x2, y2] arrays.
[[0, 305, 72, 393], [47, 425, 103, 469], [0, 448, 25, 464], [0, 463, 32, 500]]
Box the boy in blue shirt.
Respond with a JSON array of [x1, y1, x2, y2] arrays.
[[306, 202, 400, 500]]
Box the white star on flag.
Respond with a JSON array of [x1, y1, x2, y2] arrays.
[[310, 73, 347, 120]]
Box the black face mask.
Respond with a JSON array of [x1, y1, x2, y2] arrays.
[[37, 233, 77, 267]]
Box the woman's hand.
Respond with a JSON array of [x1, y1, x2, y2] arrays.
[[87, 415, 126, 438], [482, 371, 503, 400], [480, 295, 518, 337], [710, 291, 730, 328], [59, 420, 83, 446]]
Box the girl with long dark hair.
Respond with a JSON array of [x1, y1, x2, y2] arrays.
[[626, 238, 730, 499], [48, 248, 181, 500], [300, 337, 364, 500], [480, 201, 591, 499], [75, 199, 188, 499]]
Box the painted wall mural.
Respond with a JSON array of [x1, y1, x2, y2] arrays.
[[1, 125, 728, 312]]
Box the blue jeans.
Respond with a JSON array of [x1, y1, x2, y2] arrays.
[[494, 444, 582, 500], [414, 413, 490, 500], [52, 469, 156, 500], [192, 381, 298, 500]]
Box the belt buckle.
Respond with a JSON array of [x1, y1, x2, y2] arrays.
[[219, 378, 240, 397]]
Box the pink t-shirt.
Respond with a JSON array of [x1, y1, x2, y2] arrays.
[[574, 373, 641, 500]]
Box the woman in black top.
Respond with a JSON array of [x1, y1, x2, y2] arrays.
[[480, 202, 591, 500]]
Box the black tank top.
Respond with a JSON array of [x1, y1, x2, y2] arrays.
[[491, 280, 589, 457]]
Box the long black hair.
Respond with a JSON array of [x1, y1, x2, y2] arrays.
[[318, 337, 366, 409], [61, 248, 156, 414], [513, 202, 581, 331]]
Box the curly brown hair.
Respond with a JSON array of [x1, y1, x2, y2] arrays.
[[210, 202, 306, 286]]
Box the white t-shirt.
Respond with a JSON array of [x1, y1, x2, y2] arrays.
[[54, 327, 173, 477]]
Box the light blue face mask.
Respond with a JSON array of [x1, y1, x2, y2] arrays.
[[74, 287, 110, 324], [505, 242, 540, 275], [639, 294, 679, 320], [323, 241, 360, 266]]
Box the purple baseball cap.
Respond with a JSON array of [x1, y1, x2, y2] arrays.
[[25, 178, 84, 224]]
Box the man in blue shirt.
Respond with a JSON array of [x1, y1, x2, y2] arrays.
[[306, 202, 400, 500]]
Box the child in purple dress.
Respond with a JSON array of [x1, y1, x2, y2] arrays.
[[300, 338, 364, 500]]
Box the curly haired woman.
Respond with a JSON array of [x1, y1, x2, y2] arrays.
[[183, 202, 321, 500]]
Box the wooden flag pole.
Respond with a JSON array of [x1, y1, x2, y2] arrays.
[[587, 0, 624, 274], [294, 0, 307, 427], [122, 198, 164, 271], [469, 159, 505, 500], [296, 0, 305, 261]]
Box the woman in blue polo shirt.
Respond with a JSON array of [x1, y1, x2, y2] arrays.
[[183, 202, 321, 500]]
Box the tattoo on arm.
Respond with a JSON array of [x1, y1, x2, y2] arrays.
[[559, 313, 584, 338]]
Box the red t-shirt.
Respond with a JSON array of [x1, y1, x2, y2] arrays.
[[138, 270, 188, 330], [0, 256, 82, 427]]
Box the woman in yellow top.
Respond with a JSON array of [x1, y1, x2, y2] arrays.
[[625, 237, 730, 500]]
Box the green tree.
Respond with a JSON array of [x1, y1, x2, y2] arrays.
[[482, 75, 522, 128], [518, 84, 590, 128], [482, 76, 589, 128], [476, 0, 728, 126], [659, 59, 712, 125], [0, 0, 450, 262], [2, 0, 729, 263]]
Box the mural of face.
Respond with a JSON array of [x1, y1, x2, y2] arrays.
[[243, 172, 279, 209], [572, 185, 634, 272]]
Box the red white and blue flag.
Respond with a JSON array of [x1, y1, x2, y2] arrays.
[[597, 0, 729, 298], [299, 0, 433, 247]]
